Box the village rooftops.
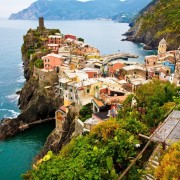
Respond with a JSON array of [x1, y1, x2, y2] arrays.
[[48, 44, 59, 47], [59, 78, 71, 83], [108, 85, 126, 93], [109, 60, 138, 65], [66, 71, 88, 81], [82, 67, 100, 73], [58, 46, 71, 52], [103, 95, 127, 105], [123, 64, 146, 71], [73, 78, 99, 88], [48, 35, 62, 38], [42, 53, 63, 59], [92, 98, 105, 108], [130, 78, 149, 86], [118, 80, 128, 84], [97, 77, 118, 84], [79, 95, 94, 105]]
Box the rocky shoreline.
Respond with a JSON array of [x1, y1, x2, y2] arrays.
[[0, 24, 78, 160]]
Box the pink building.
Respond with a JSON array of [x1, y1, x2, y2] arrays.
[[65, 34, 76, 40], [48, 35, 62, 45], [42, 54, 64, 70]]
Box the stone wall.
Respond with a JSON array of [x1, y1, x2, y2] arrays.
[[33, 66, 58, 85], [74, 119, 84, 136]]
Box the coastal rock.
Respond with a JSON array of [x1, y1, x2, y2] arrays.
[[0, 81, 61, 140], [0, 28, 61, 140], [0, 118, 20, 140], [36, 105, 76, 159], [124, 0, 180, 50]]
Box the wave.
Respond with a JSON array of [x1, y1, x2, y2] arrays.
[[0, 108, 20, 118], [16, 75, 25, 83], [18, 63, 24, 74], [6, 93, 19, 103]]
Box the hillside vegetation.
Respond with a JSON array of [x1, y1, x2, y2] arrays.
[[125, 0, 180, 50], [25, 80, 180, 179]]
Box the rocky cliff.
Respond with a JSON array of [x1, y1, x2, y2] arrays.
[[0, 27, 61, 140], [125, 0, 180, 50], [36, 105, 76, 159]]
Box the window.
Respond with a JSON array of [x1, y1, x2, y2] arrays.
[[87, 89, 90, 93]]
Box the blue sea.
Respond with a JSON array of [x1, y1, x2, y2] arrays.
[[0, 18, 156, 179]]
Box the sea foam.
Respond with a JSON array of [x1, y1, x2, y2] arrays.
[[0, 108, 20, 118], [6, 94, 19, 103]]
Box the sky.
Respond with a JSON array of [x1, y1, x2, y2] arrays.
[[0, 0, 36, 17]]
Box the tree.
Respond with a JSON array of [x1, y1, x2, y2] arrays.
[[155, 141, 180, 180], [79, 103, 93, 122], [35, 59, 44, 69]]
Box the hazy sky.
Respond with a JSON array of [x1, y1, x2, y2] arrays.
[[0, 0, 36, 17]]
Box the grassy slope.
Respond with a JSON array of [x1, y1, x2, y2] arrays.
[[128, 0, 180, 50]]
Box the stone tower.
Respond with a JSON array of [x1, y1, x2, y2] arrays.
[[158, 38, 167, 54], [38, 17, 45, 30]]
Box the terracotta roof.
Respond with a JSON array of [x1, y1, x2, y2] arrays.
[[108, 96, 127, 104], [59, 106, 66, 113], [93, 98, 105, 107]]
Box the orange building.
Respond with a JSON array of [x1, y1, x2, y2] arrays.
[[108, 62, 124, 77], [42, 53, 64, 70]]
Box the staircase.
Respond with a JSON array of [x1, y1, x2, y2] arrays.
[[142, 144, 164, 180]]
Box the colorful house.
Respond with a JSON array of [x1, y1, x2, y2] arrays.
[[47, 44, 59, 53], [65, 34, 76, 40], [42, 53, 64, 70], [82, 67, 100, 78], [145, 55, 158, 67], [108, 62, 124, 77], [122, 65, 147, 79], [163, 61, 175, 73], [48, 34, 62, 45]]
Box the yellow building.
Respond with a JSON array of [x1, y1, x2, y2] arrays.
[[158, 38, 167, 54]]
